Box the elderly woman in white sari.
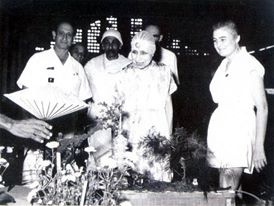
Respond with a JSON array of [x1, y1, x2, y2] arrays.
[[118, 31, 177, 182]]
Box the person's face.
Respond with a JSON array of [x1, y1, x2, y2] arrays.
[[71, 45, 85, 63], [101, 37, 121, 60], [131, 45, 153, 69], [145, 25, 163, 43], [53, 23, 74, 50], [213, 26, 240, 58]]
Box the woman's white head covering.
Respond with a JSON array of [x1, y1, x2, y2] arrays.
[[101, 29, 123, 46], [131, 31, 156, 55]]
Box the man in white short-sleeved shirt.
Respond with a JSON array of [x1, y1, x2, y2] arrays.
[[16, 21, 92, 186], [17, 21, 92, 139], [17, 22, 92, 101]]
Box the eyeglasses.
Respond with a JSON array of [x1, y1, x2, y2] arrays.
[[153, 34, 161, 38]]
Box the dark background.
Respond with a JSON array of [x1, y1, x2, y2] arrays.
[[0, 0, 273, 199], [1, 0, 274, 129]]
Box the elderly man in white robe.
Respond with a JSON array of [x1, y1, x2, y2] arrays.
[[84, 29, 131, 166]]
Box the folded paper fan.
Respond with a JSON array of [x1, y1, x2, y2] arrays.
[[4, 87, 89, 120]]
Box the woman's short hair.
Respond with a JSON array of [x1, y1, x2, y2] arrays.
[[212, 20, 239, 37]]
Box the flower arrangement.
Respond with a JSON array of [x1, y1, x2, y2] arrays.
[[27, 96, 211, 205], [140, 128, 173, 162], [27, 151, 131, 206], [84, 159, 130, 206], [92, 93, 125, 138], [135, 127, 209, 190], [27, 125, 211, 205], [27, 98, 133, 206]]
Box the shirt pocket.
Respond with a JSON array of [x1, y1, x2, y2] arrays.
[[69, 71, 81, 96]]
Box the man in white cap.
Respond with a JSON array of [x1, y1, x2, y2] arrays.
[[84, 29, 131, 165]]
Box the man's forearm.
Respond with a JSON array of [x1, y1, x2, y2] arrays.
[[0, 113, 14, 131]]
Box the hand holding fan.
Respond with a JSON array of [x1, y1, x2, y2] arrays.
[[4, 86, 89, 120]]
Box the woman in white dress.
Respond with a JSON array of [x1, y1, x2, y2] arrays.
[[118, 31, 177, 182], [207, 20, 268, 190]]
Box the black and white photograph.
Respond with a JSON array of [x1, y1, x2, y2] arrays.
[[0, 0, 274, 205]]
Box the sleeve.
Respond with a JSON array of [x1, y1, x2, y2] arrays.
[[78, 64, 93, 100], [171, 53, 179, 85], [84, 60, 96, 97], [167, 66, 177, 95], [84, 60, 93, 87], [17, 54, 38, 89], [249, 57, 265, 78]]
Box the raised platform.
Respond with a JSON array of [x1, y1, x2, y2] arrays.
[[1, 186, 235, 206], [121, 190, 236, 206]]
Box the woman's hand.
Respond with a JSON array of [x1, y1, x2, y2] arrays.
[[253, 145, 267, 172], [9, 118, 52, 143]]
